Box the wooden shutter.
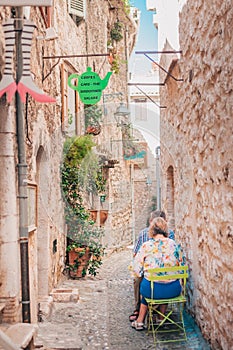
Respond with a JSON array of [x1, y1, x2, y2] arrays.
[[61, 63, 69, 131], [68, 0, 85, 18], [61, 63, 80, 134], [39, 6, 52, 27]]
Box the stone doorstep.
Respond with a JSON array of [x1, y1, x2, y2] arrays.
[[49, 289, 79, 303], [38, 296, 53, 320], [1, 323, 37, 349]]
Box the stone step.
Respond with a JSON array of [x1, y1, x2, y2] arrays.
[[49, 288, 79, 302], [0, 323, 37, 350], [0, 304, 6, 313]]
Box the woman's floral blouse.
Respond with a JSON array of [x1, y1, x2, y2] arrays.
[[133, 237, 186, 279]]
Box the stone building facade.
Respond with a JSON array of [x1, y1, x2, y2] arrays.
[[155, 0, 233, 349], [0, 0, 145, 328]]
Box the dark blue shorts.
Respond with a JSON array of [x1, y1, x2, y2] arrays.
[[140, 277, 182, 305]]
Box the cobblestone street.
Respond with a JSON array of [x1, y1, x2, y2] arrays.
[[36, 248, 211, 350]]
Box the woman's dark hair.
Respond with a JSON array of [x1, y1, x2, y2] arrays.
[[153, 226, 168, 237], [157, 210, 166, 220], [150, 210, 167, 221]]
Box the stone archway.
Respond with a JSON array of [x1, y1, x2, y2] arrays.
[[166, 165, 175, 231], [36, 146, 50, 298]]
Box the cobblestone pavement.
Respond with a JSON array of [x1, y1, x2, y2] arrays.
[[36, 248, 211, 350]]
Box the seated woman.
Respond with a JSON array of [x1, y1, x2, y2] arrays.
[[131, 216, 186, 331]]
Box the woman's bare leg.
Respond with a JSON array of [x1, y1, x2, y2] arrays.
[[158, 304, 167, 319], [136, 303, 148, 323]]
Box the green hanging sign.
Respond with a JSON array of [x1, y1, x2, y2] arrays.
[[68, 67, 112, 105]]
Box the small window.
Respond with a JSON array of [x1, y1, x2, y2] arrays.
[[135, 98, 147, 121], [68, 0, 85, 19]]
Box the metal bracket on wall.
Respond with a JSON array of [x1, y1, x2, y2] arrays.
[[42, 57, 61, 82], [135, 50, 183, 82], [128, 83, 167, 109], [42, 52, 110, 82]]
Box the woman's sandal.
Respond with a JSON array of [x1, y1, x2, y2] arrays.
[[131, 320, 145, 331], [129, 310, 139, 322]]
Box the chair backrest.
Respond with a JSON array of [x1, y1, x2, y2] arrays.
[[147, 265, 189, 296]]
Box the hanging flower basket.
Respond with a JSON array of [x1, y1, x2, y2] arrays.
[[85, 124, 101, 135], [84, 104, 103, 135]]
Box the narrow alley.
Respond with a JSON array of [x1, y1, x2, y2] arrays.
[[0, 1, 232, 350], [35, 248, 211, 350]]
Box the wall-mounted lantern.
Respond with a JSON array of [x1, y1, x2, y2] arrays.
[[114, 103, 130, 126]]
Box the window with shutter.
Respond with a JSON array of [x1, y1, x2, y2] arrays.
[[135, 98, 147, 121], [68, 0, 85, 18], [61, 63, 80, 135]]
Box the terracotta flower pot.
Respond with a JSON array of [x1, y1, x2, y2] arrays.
[[100, 210, 108, 226], [68, 247, 91, 278]]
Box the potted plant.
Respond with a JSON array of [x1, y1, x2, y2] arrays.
[[61, 135, 106, 278], [66, 223, 105, 278]]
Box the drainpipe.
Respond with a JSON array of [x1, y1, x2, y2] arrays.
[[155, 146, 161, 210], [15, 7, 31, 323]]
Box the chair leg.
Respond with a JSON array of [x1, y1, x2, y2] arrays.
[[148, 302, 187, 345], [147, 305, 160, 346], [146, 305, 152, 333]]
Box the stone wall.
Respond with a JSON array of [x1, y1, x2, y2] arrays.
[[160, 0, 233, 348]]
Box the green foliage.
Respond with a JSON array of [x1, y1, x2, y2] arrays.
[[84, 104, 103, 128], [110, 21, 123, 42], [63, 134, 95, 168], [61, 135, 106, 276], [66, 225, 105, 277], [77, 151, 100, 194], [95, 170, 107, 194], [122, 0, 131, 15], [110, 56, 120, 74], [66, 235, 105, 278], [68, 109, 73, 125]]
